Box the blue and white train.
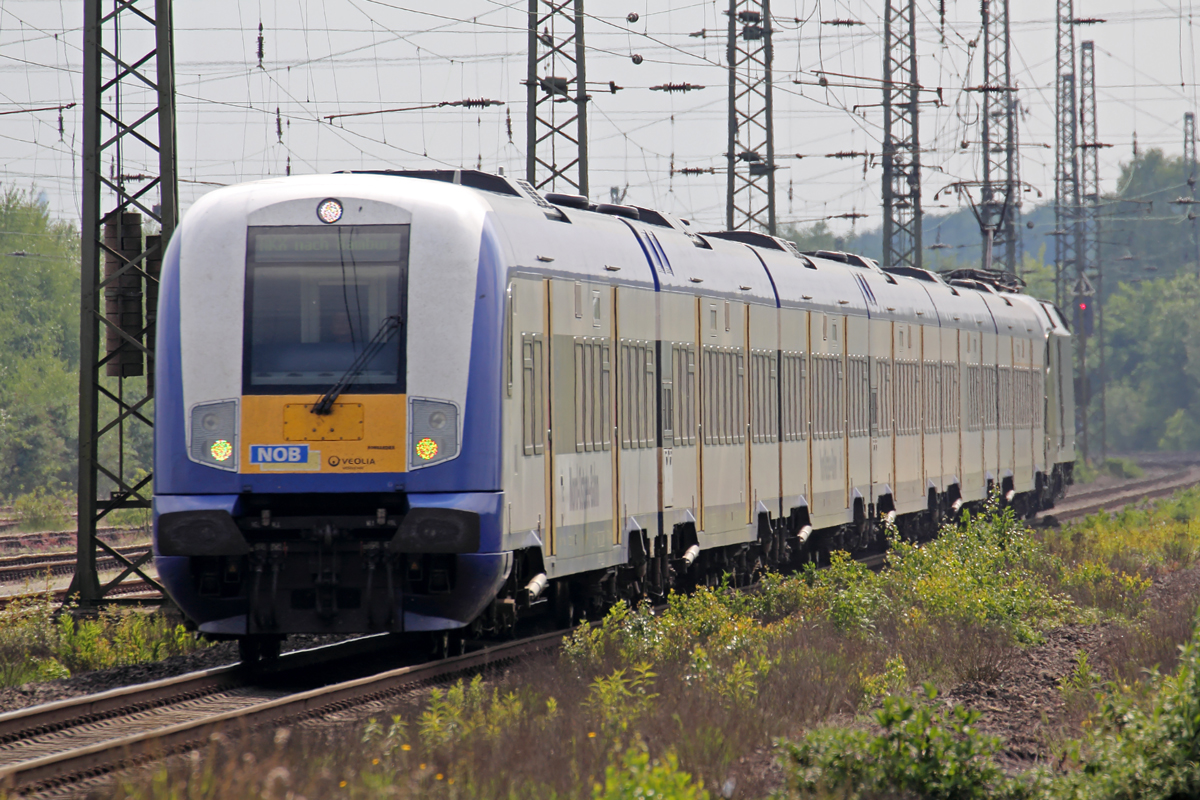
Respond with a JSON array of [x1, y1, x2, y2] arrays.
[[152, 169, 1076, 658]]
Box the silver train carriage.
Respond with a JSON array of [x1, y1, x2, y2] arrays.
[[152, 169, 1076, 655]]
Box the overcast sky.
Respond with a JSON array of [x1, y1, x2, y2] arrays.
[[1, 0, 1197, 239]]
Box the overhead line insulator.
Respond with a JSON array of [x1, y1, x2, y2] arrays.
[[649, 83, 706, 93]]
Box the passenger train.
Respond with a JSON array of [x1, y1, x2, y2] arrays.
[[152, 169, 1076, 659]]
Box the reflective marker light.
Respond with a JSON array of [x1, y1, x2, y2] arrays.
[[317, 198, 343, 224], [210, 439, 233, 462], [416, 437, 439, 461]]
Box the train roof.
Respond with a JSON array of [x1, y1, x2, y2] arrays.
[[317, 169, 1052, 339]]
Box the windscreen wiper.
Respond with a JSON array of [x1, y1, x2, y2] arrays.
[[311, 315, 403, 415]]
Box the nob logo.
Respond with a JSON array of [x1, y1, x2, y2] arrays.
[[250, 444, 309, 464], [328, 455, 340, 467]]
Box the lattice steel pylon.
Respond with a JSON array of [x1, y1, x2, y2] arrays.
[[882, 0, 921, 268], [71, 0, 177, 608], [525, 0, 588, 195], [1186, 112, 1198, 270], [1079, 40, 1102, 459], [725, 0, 775, 235], [979, 0, 1019, 272], [1054, 0, 1081, 310]]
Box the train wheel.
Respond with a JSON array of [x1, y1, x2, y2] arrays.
[[238, 637, 260, 665], [238, 635, 282, 666], [551, 581, 576, 629]]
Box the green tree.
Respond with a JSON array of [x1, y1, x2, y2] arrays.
[[1101, 273, 1200, 451], [0, 186, 82, 496]]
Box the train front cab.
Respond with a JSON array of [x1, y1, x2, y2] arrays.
[[153, 176, 512, 643]]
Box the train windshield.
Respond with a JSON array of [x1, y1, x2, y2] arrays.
[[243, 225, 409, 393]]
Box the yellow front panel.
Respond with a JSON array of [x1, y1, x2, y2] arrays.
[[241, 394, 407, 473], [283, 402, 364, 441]]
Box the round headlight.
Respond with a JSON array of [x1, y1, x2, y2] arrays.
[[201, 412, 219, 432], [416, 438, 439, 461], [317, 198, 343, 224], [428, 411, 447, 430], [210, 440, 233, 462]]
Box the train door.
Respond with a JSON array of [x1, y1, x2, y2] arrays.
[[893, 321, 922, 514], [615, 285, 659, 547], [941, 328, 960, 498], [920, 324, 941, 505], [809, 312, 848, 527], [699, 297, 749, 545], [748, 302, 780, 525], [505, 277, 550, 553], [845, 315, 871, 515], [779, 307, 810, 526], [868, 319, 894, 510], [548, 280, 615, 562], [981, 330, 999, 491], [661, 293, 698, 534], [964, 328, 985, 503], [997, 336, 1015, 491], [1014, 336, 1034, 491]]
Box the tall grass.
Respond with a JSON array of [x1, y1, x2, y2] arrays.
[[109, 493, 1200, 799], [0, 590, 205, 686]]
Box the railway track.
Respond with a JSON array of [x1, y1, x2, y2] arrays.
[[1039, 465, 1200, 525], [0, 629, 563, 796], [0, 581, 156, 610], [0, 546, 151, 585]]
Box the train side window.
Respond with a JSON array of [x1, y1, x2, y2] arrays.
[[702, 348, 713, 446], [592, 291, 602, 327], [620, 344, 632, 449], [685, 346, 697, 446], [575, 338, 586, 451], [737, 351, 746, 444], [505, 283, 514, 397], [644, 345, 656, 448], [750, 354, 761, 444], [592, 340, 604, 447], [662, 344, 674, 446], [941, 362, 959, 433], [722, 350, 731, 445], [769, 353, 778, 442], [574, 282, 583, 319], [634, 344, 643, 449], [601, 343, 612, 450], [813, 357, 822, 439], [521, 333, 544, 456], [876, 358, 892, 436], [1002, 366, 1014, 429], [923, 362, 938, 435]]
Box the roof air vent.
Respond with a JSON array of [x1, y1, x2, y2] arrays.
[[545, 193, 590, 210], [594, 203, 640, 220]]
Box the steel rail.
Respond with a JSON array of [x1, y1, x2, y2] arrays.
[[0, 628, 565, 793], [0, 546, 151, 583]]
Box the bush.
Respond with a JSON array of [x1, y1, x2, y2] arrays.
[[12, 485, 72, 531], [594, 739, 709, 800], [778, 685, 1018, 800], [0, 592, 205, 686], [1051, 624, 1200, 800], [1102, 456, 1144, 479]]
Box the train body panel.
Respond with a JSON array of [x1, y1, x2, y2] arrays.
[[154, 169, 1076, 645]]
